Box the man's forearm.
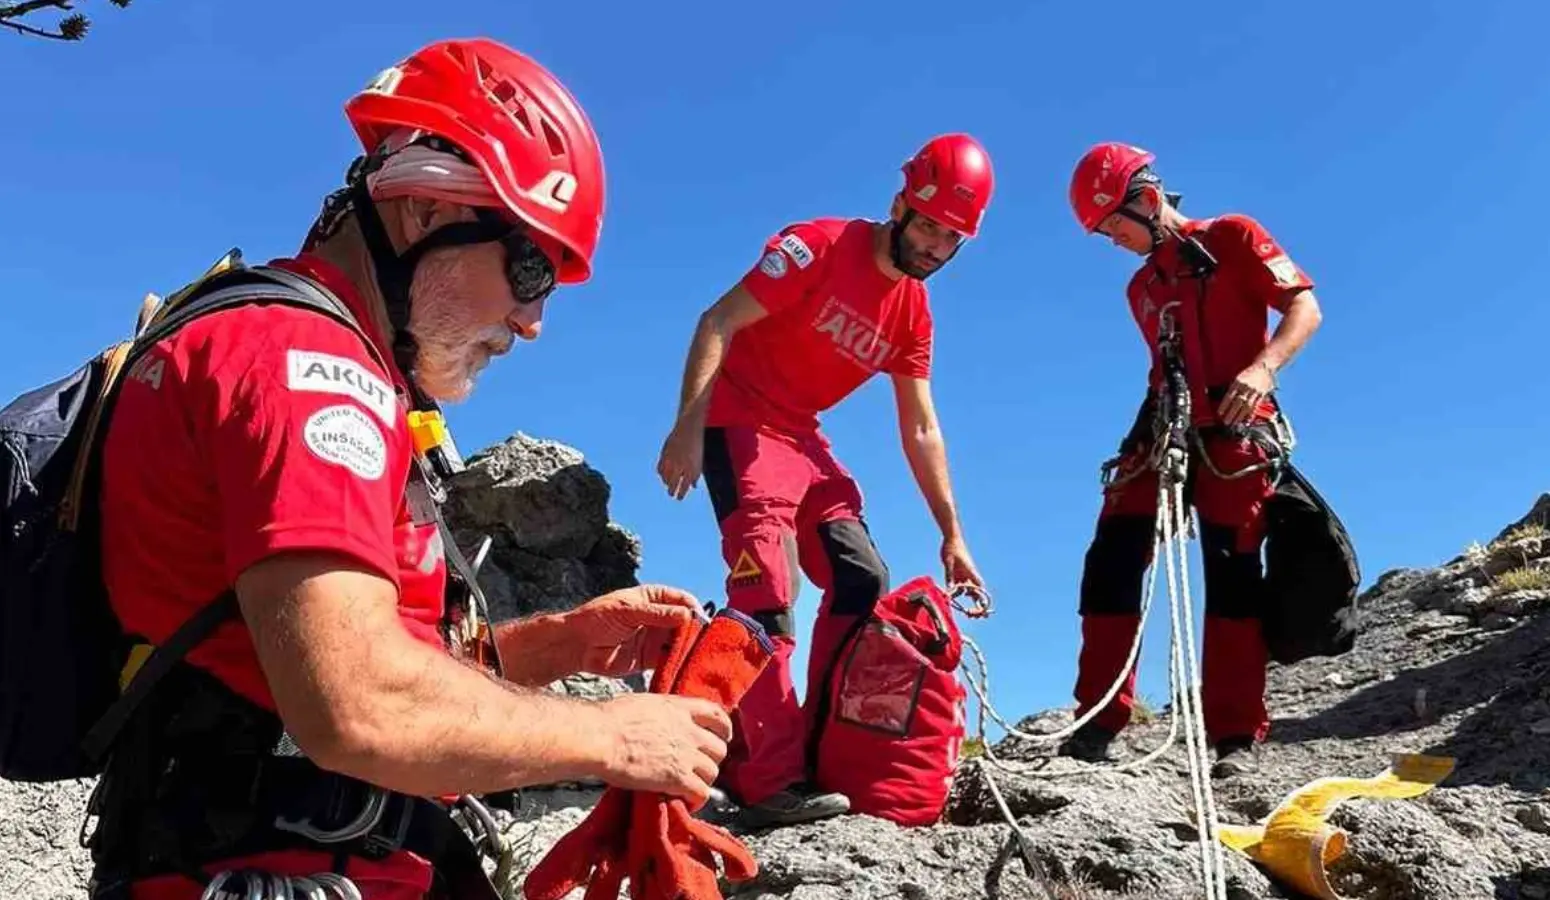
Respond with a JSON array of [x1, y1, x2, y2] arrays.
[[675, 312, 731, 423], [1257, 293, 1322, 374], [902, 424, 963, 541], [311, 627, 612, 798]]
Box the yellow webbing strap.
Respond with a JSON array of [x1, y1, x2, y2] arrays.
[[58, 340, 135, 533], [1217, 753, 1455, 898]]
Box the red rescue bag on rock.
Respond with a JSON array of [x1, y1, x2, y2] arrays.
[[808, 576, 967, 827]]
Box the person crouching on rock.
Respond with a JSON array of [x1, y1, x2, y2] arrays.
[[86, 38, 732, 900], [1057, 142, 1324, 779]]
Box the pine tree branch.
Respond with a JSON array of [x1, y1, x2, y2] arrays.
[[0, 1, 75, 21], [0, 15, 74, 39], [0, 0, 129, 41]]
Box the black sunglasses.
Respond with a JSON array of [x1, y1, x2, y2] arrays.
[[473, 209, 557, 306]]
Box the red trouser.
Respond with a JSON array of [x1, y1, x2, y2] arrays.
[[700, 425, 888, 806], [1074, 429, 1277, 743]]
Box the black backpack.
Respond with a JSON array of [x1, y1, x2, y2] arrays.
[[0, 250, 370, 782], [1260, 461, 1362, 664]]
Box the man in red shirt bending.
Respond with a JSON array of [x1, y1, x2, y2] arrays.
[[1060, 142, 1324, 778], [656, 134, 994, 826], [83, 39, 735, 900]]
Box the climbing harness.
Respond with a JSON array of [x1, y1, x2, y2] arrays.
[[949, 302, 1236, 899]]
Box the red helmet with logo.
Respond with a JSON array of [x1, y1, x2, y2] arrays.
[[900, 133, 994, 238], [1069, 142, 1156, 233], [344, 38, 605, 284]]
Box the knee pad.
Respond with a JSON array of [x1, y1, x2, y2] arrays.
[[1199, 521, 1264, 619], [817, 519, 888, 617], [1079, 515, 1154, 616], [748, 608, 796, 639]]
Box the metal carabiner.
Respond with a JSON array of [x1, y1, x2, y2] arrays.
[[272, 784, 389, 844], [288, 876, 327, 900], [949, 582, 994, 619], [310, 872, 364, 900], [199, 871, 237, 900], [454, 794, 503, 857]]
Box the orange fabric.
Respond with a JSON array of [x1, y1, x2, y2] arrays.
[[524, 612, 773, 900]]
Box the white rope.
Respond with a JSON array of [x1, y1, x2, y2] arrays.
[[1157, 470, 1228, 900], [949, 437, 1230, 899]]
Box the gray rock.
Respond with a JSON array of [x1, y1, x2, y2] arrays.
[[442, 432, 643, 622]]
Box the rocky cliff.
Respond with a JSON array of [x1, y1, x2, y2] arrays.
[[4, 440, 1549, 900], [489, 496, 1550, 900]]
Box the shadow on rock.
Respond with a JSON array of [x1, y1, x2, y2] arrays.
[[1420, 644, 1550, 790], [1270, 611, 1550, 749], [1493, 863, 1550, 900]]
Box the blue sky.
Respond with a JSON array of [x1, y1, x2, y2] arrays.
[[3, 1, 1547, 733]]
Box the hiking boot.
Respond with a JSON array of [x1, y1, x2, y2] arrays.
[[1211, 738, 1260, 778], [1056, 723, 1120, 763], [733, 781, 850, 830]]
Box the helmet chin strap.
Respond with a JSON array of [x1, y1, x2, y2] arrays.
[[1116, 189, 1185, 255], [346, 171, 515, 411]]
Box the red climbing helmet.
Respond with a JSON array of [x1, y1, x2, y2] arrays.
[[900, 133, 994, 238], [344, 38, 606, 284], [1069, 142, 1156, 233]]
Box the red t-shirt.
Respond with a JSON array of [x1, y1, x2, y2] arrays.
[[705, 217, 934, 433], [98, 254, 446, 887], [1125, 214, 1314, 424]]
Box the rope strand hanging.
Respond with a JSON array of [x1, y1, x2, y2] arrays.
[[947, 301, 1231, 899]]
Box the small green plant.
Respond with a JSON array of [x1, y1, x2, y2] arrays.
[[1131, 695, 1163, 724], [961, 736, 986, 759], [1492, 565, 1550, 594]]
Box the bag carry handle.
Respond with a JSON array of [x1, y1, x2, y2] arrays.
[[908, 591, 952, 657]]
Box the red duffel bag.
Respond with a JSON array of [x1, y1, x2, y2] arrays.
[[808, 576, 968, 827]]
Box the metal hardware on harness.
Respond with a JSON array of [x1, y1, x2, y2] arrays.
[[199, 869, 363, 900], [450, 794, 519, 890], [1100, 298, 1298, 491], [1192, 411, 1296, 481], [271, 784, 389, 845]]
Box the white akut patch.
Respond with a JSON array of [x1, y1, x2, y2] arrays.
[[287, 350, 397, 428], [303, 404, 388, 481], [779, 233, 814, 269], [1265, 255, 1300, 286]]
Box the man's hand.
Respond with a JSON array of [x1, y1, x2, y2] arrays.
[[565, 585, 704, 678], [596, 693, 733, 806], [941, 534, 985, 592], [1218, 360, 1275, 426], [656, 418, 704, 501]]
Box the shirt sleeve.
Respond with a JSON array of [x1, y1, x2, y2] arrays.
[[1213, 214, 1314, 313], [885, 291, 933, 379], [738, 221, 834, 316], [181, 305, 409, 588]]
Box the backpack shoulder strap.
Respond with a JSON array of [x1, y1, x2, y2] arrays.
[[79, 265, 389, 766], [134, 265, 381, 368]]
